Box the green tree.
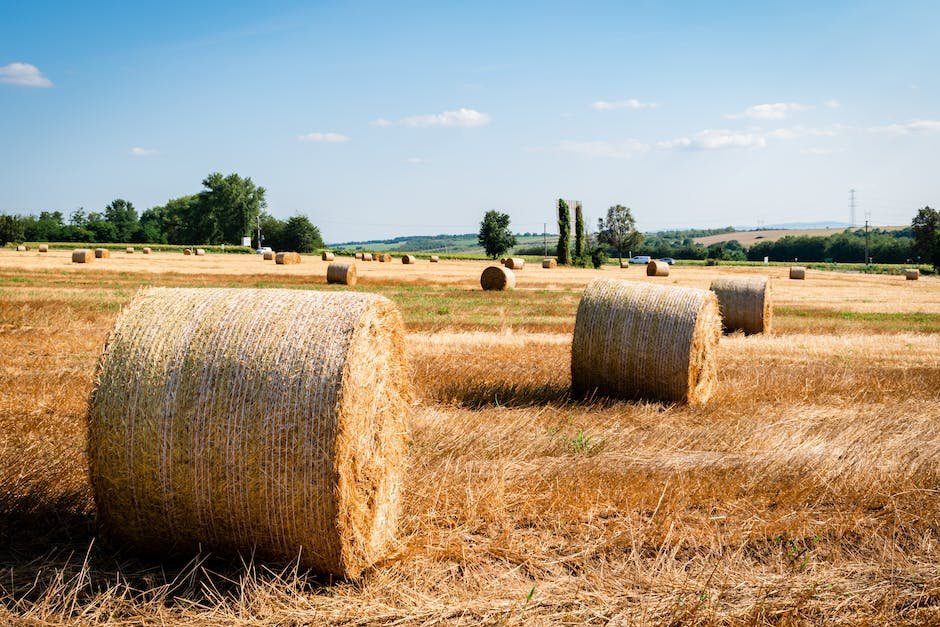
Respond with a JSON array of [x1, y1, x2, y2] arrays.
[[199, 172, 267, 244], [912, 206, 940, 270], [573, 201, 586, 265], [139, 205, 169, 243], [278, 214, 324, 252], [597, 204, 641, 263], [556, 199, 572, 264], [256, 212, 285, 249], [0, 215, 25, 245], [85, 211, 118, 242], [477, 210, 517, 259], [104, 198, 140, 242], [159, 195, 203, 244]]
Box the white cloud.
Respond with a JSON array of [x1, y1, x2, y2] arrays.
[[870, 119, 940, 135], [658, 129, 767, 150], [298, 132, 350, 143], [129, 147, 159, 157], [802, 147, 843, 155], [727, 102, 812, 120], [376, 108, 491, 128], [558, 139, 649, 159], [0, 62, 53, 88], [406, 157, 427, 164], [591, 99, 658, 110], [825, 99, 841, 109], [766, 125, 838, 140]]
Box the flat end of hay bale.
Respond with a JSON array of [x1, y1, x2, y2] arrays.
[[480, 265, 515, 290], [327, 262, 357, 286]]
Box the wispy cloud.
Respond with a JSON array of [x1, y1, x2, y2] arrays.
[[802, 147, 843, 155], [129, 147, 159, 157], [374, 108, 491, 128], [870, 119, 940, 135], [766, 125, 838, 140], [406, 157, 428, 164], [298, 132, 350, 143], [591, 99, 658, 111], [825, 99, 841, 109], [658, 129, 767, 150], [0, 62, 53, 88], [558, 139, 649, 159], [727, 102, 812, 120]]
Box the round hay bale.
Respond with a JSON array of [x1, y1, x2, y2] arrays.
[[183, 249, 192, 256], [789, 266, 806, 280], [480, 265, 515, 291], [904, 268, 920, 281], [429, 256, 439, 263], [38, 244, 49, 253], [72, 249, 94, 263], [500, 258, 508, 265], [378, 253, 392, 263], [709, 276, 771, 335], [322, 251, 335, 261], [505, 258, 525, 270], [126, 247, 135, 254], [195, 248, 206, 256], [327, 262, 357, 286], [143, 247, 152, 254], [646, 260, 669, 277], [620, 261, 629, 269], [15, 245, 27, 252], [355, 252, 363, 260], [94, 248, 110, 259], [275, 252, 301, 265], [401, 255, 416, 264], [571, 279, 721, 405], [88, 287, 409, 578], [542, 258, 557, 269], [361, 253, 373, 262], [263, 251, 275, 261]]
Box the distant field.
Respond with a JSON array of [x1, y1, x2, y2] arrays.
[[695, 226, 906, 246]]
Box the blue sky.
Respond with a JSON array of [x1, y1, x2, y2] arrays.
[[1, 1, 937, 241]]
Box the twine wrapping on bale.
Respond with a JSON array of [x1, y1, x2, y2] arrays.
[[646, 260, 669, 277], [184, 249, 192, 256], [327, 262, 357, 286], [95, 248, 110, 259], [87, 287, 409, 578], [789, 266, 806, 280], [571, 279, 721, 405], [361, 253, 373, 261], [480, 265, 515, 291], [263, 251, 275, 261], [709, 276, 772, 335], [542, 258, 557, 269], [276, 252, 301, 265], [904, 268, 920, 281], [430, 256, 439, 263], [504, 258, 525, 270], [72, 249, 94, 263], [126, 247, 135, 254], [401, 255, 416, 265], [143, 247, 152, 255], [195, 249, 206, 256], [39, 244, 49, 253], [322, 252, 335, 261]]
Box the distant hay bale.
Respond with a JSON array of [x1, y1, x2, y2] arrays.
[[38, 244, 49, 253], [263, 251, 275, 261], [183, 249, 192, 256], [504, 257, 525, 270], [322, 251, 335, 261], [143, 247, 152, 254], [72, 249, 94, 263], [572, 279, 721, 405], [480, 265, 515, 291], [789, 266, 806, 280], [620, 260, 629, 268], [401, 255, 416, 264], [327, 262, 357, 286], [95, 248, 110, 259], [126, 247, 134, 254], [276, 252, 301, 265], [15, 245, 27, 252], [361, 253, 373, 261], [904, 268, 920, 281], [377, 253, 392, 263], [646, 260, 669, 277], [430, 256, 439, 263], [355, 252, 364, 260], [195, 249, 206, 256], [709, 276, 772, 335], [500, 258, 508, 265], [542, 258, 557, 268], [88, 287, 409, 578]]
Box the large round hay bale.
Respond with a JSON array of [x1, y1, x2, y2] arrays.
[[401, 255, 416, 264], [263, 251, 275, 261], [505, 258, 525, 270], [789, 266, 806, 280], [571, 279, 721, 405], [646, 260, 669, 277], [72, 249, 94, 263], [709, 276, 771, 335], [126, 247, 135, 254], [15, 245, 27, 252], [480, 265, 515, 291], [275, 252, 301, 265], [361, 253, 373, 261], [195, 248, 206, 256], [95, 248, 110, 259], [327, 262, 357, 286], [429, 256, 439, 263], [542, 258, 557, 269], [143, 247, 152, 254], [38, 244, 49, 253], [904, 268, 920, 281], [88, 287, 409, 578], [322, 251, 335, 261]]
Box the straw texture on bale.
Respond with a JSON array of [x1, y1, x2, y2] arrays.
[[95, 248, 110, 259], [646, 260, 669, 276], [39, 244, 49, 252], [504, 257, 525, 270], [195, 249, 206, 256], [904, 268, 920, 280], [401, 255, 416, 264], [789, 266, 806, 280], [184, 249, 192, 256], [126, 247, 135, 254], [322, 251, 335, 261], [327, 262, 357, 286], [480, 265, 515, 291], [72, 249, 93, 263], [16, 245, 27, 252], [263, 251, 275, 261], [571, 279, 721, 405], [430, 256, 439, 263], [276, 252, 301, 265], [361, 253, 373, 261], [88, 287, 410, 578], [709, 276, 772, 335], [542, 258, 557, 269]]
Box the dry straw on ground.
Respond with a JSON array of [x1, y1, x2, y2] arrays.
[[480, 265, 516, 291], [572, 278, 721, 404], [504, 258, 525, 270], [646, 260, 670, 276], [327, 262, 357, 286], [276, 252, 300, 265], [542, 258, 557, 268], [95, 248, 110, 259], [38, 244, 48, 252], [143, 247, 151, 254], [126, 247, 134, 254], [402, 255, 416, 264], [263, 251, 275, 261], [429, 255, 439, 263], [790, 266, 806, 280], [322, 251, 335, 261], [709, 275, 772, 335], [71, 249, 94, 263], [87, 287, 410, 578], [361, 253, 373, 261], [195, 249, 206, 256], [905, 268, 920, 280]]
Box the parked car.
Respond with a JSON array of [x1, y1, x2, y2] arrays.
[[658, 257, 675, 265], [628, 255, 651, 264], [256, 246, 273, 254]]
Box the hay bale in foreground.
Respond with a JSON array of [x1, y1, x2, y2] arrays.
[[15, 245, 27, 252], [88, 287, 409, 578], [481, 265, 515, 291], [542, 258, 557, 269], [504, 258, 525, 270], [571, 279, 721, 405], [126, 247, 134, 254], [709, 276, 771, 335], [263, 251, 275, 261], [646, 260, 669, 276], [195, 248, 206, 256], [361, 253, 373, 261], [322, 251, 335, 261], [38, 244, 49, 253], [401, 255, 416, 264], [95, 248, 110, 259], [72, 249, 93, 263], [327, 262, 357, 286], [276, 252, 300, 265], [143, 247, 152, 254], [905, 268, 920, 281], [430, 256, 439, 263], [789, 266, 806, 280]]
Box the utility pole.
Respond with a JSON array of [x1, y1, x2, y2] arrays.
[[849, 189, 856, 228], [256, 214, 262, 248], [543, 222, 547, 257], [864, 210, 871, 266]]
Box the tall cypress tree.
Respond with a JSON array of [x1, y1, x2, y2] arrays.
[[574, 201, 585, 263], [556, 198, 572, 265]]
